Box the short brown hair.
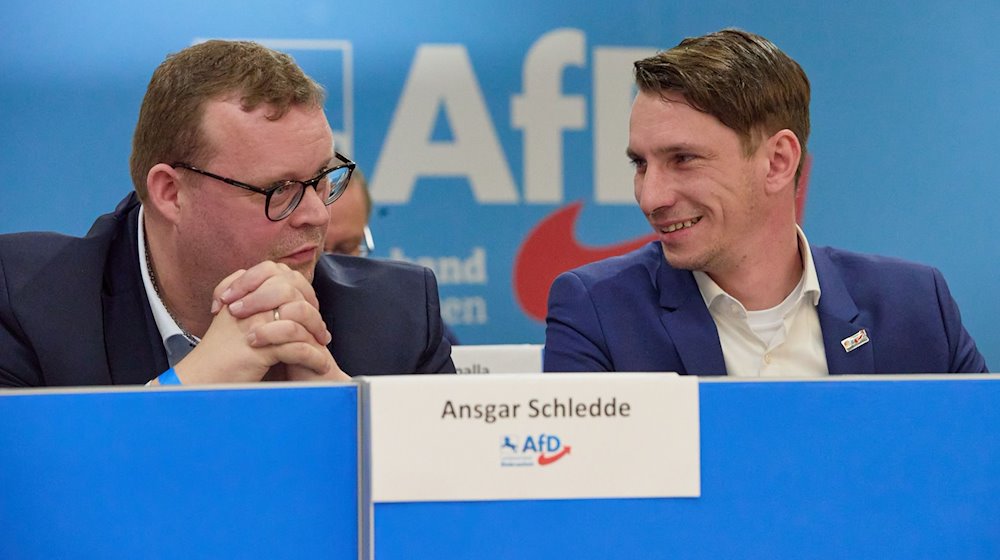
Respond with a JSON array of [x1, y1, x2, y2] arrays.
[[634, 29, 810, 176], [129, 40, 326, 200]]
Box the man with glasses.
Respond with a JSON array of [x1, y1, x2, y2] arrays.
[[0, 40, 455, 387]]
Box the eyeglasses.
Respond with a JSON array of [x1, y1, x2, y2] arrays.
[[172, 151, 356, 221], [327, 225, 376, 258]]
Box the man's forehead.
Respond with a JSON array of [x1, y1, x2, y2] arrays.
[[202, 96, 328, 127], [629, 91, 697, 140], [631, 87, 685, 106], [198, 98, 334, 167], [628, 91, 745, 155], [652, 89, 697, 109]]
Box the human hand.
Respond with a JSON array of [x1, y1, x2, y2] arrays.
[[245, 299, 349, 381], [171, 303, 279, 384], [211, 261, 331, 347], [171, 265, 342, 384]]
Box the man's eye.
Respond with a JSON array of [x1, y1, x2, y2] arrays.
[[271, 181, 295, 195], [629, 158, 646, 171], [674, 154, 696, 164]]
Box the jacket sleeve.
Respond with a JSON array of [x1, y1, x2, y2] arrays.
[[0, 251, 43, 387], [416, 267, 456, 374], [933, 268, 989, 373], [543, 271, 613, 372]]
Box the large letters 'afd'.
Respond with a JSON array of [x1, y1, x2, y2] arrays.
[[371, 29, 656, 205]]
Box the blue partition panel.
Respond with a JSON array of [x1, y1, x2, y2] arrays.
[[372, 377, 1000, 559], [0, 385, 359, 560]]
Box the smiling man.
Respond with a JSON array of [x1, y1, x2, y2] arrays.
[[0, 40, 454, 387], [544, 29, 987, 376]]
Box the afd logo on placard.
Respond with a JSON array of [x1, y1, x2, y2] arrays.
[[500, 434, 572, 467]]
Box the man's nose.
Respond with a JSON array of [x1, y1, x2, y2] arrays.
[[635, 165, 678, 218], [288, 185, 330, 228]]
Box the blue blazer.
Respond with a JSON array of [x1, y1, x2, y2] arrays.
[[0, 193, 454, 387], [544, 242, 987, 375]]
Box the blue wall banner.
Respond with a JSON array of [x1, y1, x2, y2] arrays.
[[2, 1, 997, 365]]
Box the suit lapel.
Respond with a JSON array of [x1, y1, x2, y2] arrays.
[[813, 247, 876, 375], [101, 199, 168, 384], [656, 261, 726, 376]]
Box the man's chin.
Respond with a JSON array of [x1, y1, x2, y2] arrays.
[[293, 261, 318, 282], [660, 243, 709, 272], [275, 248, 321, 280]]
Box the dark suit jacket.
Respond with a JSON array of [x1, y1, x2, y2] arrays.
[[544, 242, 987, 375], [0, 193, 454, 387]]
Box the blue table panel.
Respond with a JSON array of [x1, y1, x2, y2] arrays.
[[373, 378, 1000, 559], [0, 385, 359, 560]]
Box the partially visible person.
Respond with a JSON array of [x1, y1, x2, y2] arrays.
[[544, 28, 986, 376], [324, 169, 375, 257], [323, 168, 461, 345], [0, 40, 454, 388]]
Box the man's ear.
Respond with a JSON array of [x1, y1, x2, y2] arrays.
[[145, 163, 183, 224], [764, 129, 801, 195]]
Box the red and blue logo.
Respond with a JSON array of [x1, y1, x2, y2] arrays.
[[500, 433, 572, 467]]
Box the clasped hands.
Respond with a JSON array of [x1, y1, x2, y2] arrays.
[[173, 261, 349, 384]]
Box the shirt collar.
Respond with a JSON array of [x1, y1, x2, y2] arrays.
[[137, 206, 187, 346], [797, 226, 821, 306], [693, 225, 822, 310]]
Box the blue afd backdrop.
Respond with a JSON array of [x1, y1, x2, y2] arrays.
[[2, 1, 997, 367]]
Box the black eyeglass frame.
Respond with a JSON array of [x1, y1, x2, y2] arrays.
[[171, 151, 356, 221]]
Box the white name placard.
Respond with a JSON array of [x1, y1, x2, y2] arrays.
[[451, 344, 544, 374], [362, 373, 699, 502]]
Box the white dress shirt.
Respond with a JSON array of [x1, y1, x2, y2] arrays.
[[138, 208, 199, 369], [693, 227, 829, 377]]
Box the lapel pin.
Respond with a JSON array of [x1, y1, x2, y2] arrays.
[[841, 329, 870, 353]]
